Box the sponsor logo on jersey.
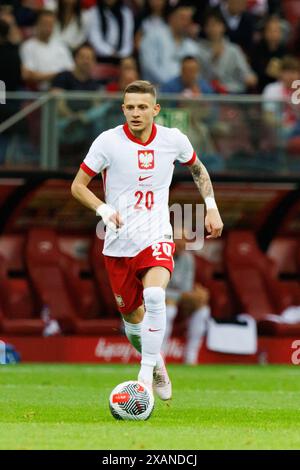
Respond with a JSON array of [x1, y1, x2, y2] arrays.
[[114, 294, 125, 307], [138, 175, 152, 181], [138, 150, 154, 169]]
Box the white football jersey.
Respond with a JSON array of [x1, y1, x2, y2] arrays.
[[81, 123, 196, 256]]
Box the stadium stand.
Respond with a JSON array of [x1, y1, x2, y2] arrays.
[[24, 228, 120, 335], [25, 228, 77, 333], [90, 236, 119, 318], [171, 251, 236, 338], [0, 251, 44, 335], [225, 230, 300, 336], [268, 236, 300, 274], [194, 253, 236, 321]]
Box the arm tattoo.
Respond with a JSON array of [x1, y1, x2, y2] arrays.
[[189, 157, 214, 200]]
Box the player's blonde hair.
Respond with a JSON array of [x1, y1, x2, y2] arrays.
[[124, 80, 157, 101]]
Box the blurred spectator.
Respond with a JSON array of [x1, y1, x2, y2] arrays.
[[52, 43, 99, 93], [160, 55, 218, 166], [251, 15, 288, 93], [21, 9, 74, 90], [0, 17, 23, 164], [263, 56, 300, 140], [52, 0, 89, 50], [0, 18, 22, 91], [218, 0, 257, 55], [162, 233, 210, 365], [52, 44, 99, 143], [104, 56, 140, 130], [87, 0, 135, 62], [51, 43, 104, 144], [194, 0, 263, 29], [134, 0, 168, 48], [106, 56, 139, 91], [0, 4, 22, 44], [198, 10, 257, 93], [160, 55, 213, 96], [246, 0, 269, 16], [139, 3, 199, 85]]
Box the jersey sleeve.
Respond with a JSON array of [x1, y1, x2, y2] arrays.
[[174, 129, 197, 166], [80, 134, 110, 177]]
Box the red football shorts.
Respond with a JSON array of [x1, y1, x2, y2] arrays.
[[104, 241, 175, 315]]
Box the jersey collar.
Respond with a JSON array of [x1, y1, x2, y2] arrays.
[[123, 123, 157, 146]]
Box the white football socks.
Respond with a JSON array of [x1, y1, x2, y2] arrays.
[[123, 319, 142, 353], [123, 318, 164, 368], [139, 287, 166, 385]]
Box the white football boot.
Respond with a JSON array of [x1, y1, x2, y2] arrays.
[[137, 373, 153, 396], [153, 360, 172, 401]]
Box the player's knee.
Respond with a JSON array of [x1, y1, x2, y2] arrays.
[[143, 286, 165, 309], [124, 305, 144, 323]]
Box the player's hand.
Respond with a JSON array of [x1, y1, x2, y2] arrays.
[[96, 203, 124, 232], [205, 208, 223, 239]]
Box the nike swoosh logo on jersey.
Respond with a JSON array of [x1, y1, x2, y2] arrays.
[[139, 175, 152, 181], [155, 257, 170, 261], [149, 328, 161, 332]]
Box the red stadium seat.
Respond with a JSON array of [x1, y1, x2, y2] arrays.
[[0, 234, 26, 271], [25, 228, 120, 335], [90, 236, 118, 318], [268, 237, 300, 274], [60, 253, 101, 320], [194, 254, 237, 320], [25, 228, 77, 333], [60, 250, 121, 335], [0, 253, 44, 335], [225, 231, 300, 336], [73, 318, 121, 335], [171, 253, 236, 338]]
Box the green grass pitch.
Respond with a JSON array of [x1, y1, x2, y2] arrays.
[[1, 364, 300, 450]]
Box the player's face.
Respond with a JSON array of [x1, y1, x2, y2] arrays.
[[122, 93, 160, 134]]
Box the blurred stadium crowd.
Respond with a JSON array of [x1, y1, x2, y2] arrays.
[[1, 0, 300, 169], [0, 0, 299, 96]]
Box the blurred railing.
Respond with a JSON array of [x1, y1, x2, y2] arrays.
[[1, 91, 299, 176]]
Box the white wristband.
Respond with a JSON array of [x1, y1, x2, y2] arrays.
[[96, 203, 120, 233], [96, 203, 114, 219], [95, 202, 116, 224], [205, 197, 217, 210]]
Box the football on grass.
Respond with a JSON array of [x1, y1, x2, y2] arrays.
[[109, 380, 154, 421]]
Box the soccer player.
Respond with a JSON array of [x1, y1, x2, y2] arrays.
[[71, 80, 223, 400]]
